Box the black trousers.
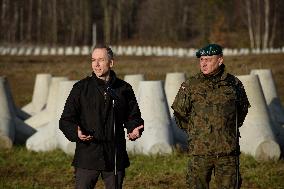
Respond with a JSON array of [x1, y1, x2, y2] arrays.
[[75, 168, 125, 189]]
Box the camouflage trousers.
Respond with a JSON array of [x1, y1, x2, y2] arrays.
[[186, 155, 241, 189]]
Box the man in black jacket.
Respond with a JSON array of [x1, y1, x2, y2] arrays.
[[59, 44, 144, 189]]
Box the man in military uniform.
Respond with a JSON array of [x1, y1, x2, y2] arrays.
[[172, 44, 250, 189]]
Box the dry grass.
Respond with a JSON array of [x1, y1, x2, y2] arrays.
[[1, 54, 284, 188], [1, 54, 284, 107], [1, 147, 284, 189]]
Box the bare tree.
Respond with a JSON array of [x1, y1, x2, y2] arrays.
[[246, 0, 255, 48], [263, 0, 270, 49], [245, 0, 279, 49], [10, 2, 18, 43], [83, 0, 91, 45], [268, 0, 278, 48], [255, 0, 261, 49], [1, 0, 8, 43], [51, 0, 57, 45], [269, 8, 277, 47], [0, 0, 283, 48], [26, 0, 33, 42], [36, 0, 42, 43], [101, 0, 113, 44], [19, 6, 24, 42]]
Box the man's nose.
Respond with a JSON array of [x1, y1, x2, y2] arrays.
[[95, 61, 100, 66]]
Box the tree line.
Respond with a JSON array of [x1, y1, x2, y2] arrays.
[[0, 0, 283, 48]]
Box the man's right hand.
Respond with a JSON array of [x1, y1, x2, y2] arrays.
[[78, 126, 93, 141]]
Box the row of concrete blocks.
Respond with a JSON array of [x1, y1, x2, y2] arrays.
[[1, 69, 284, 161], [125, 71, 284, 161], [1, 45, 284, 57], [0, 46, 91, 56]]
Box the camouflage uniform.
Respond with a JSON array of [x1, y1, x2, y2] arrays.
[[172, 65, 250, 189]]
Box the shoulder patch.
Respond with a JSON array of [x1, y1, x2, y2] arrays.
[[181, 82, 187, 90]]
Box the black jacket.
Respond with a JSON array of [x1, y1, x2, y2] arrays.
[[59, 70, 144, 170]]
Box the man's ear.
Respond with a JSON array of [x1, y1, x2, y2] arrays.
[[109, 60, 114, 68], [218, 56, 224, 65]]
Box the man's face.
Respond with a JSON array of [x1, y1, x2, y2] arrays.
[[199, 55, 223, 75], [91, 48, 113, 78]]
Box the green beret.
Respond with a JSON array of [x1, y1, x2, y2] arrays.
[[196, 44, 223, 58]]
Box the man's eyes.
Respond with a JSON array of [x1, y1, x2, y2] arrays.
[[92, 58, 105, 62], [201, 58, 214, 61]]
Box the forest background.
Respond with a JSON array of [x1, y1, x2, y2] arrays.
[[1, 0, 284, 49]]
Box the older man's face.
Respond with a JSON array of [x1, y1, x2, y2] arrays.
[[199, 55, 223, 75]]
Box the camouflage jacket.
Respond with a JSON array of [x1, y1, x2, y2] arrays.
[[172, 66, 250, 155]]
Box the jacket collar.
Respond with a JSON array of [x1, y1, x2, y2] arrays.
[[199, 64, 228, 81], [91, 70, 117, 87]]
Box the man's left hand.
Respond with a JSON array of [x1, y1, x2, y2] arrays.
[[127, 125, 144, 141]]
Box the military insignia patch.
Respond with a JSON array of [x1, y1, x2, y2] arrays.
[[181, 83, 186, 90]]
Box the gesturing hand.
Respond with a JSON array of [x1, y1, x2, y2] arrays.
[[127, 125, 144, 141], [78, 126, 93, 141]]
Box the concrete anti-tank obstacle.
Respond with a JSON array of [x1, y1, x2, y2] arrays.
[[4, 77, 30, 121], [165, 72, 188, 150], [25, 77, 68, 128], [123, 74, 145, 153], [14, 117, 36, 145], [26, 80, 76, 154], [3, 75, 30, 121], [2, 77, 36, 144], [22, 73, 52, 115], [15, 107, 30, 120], [237, 74, 280, 161], [26, 120, 58, 152], [124, 74, 145, 96], [251, 69, 284, 124], [135, 81, 174, 154], [0, 77, 16, 149], [55, 80, 77, 155], [250, 69, 284, 153]]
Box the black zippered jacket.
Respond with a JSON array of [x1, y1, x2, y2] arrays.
[[59, 70, 144, 170]]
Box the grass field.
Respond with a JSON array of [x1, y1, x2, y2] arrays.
[[0, 147, 284, 189], [1, 54, 284, 188]]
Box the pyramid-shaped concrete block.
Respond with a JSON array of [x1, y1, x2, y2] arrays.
[[3, 77, 30, 121], [26, 120, 57, 152], [251, 69, 284, 124], [124, 74, 145, 96], [55, 81, 77, 155], [250, 69, 284, 153], [2, 77, 36, 145], [123, 74, 145, 152], [26, 80, 76, 154], [25, 77, 68, 128], [165, 72, 188, 150], [237, 74, 280, 161], [14, 117, 36, 145], [22, 73, 52, 115], [15, 107, 30, 120], [0, 77, 16, 149], [135, 81, 174, 154]]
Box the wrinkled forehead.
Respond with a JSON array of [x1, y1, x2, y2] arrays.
[[92, 48, 108, 57]]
